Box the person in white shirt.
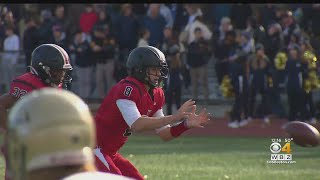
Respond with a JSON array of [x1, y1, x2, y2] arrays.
[[1, 25, 20, 92], [179, 4, 212, 45]]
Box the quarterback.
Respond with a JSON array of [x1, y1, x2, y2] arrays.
[[0, 44, 73, 180], [94, 46, 210, 179]]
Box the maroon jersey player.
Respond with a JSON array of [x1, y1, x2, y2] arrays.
[[94, 46, 210, 180], [0, 44, 73, 180]]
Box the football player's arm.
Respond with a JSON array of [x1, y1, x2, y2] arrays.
[[0, 93, 18, 131], [116, 99, 194, 133], [157, 106, 211, 142], [153, 109, 179, 142], [152, 109, 191, 142]]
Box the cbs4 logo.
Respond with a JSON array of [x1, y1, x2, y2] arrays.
[[270, 142, 292, 154]]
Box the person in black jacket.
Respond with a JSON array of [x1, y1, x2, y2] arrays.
[[91, 25, 117, 98], [264, 22, 284, 66], [69, 30, 93, 100], [38, 9, 54, 44], [227, 32, 250, 128], [23, 16, 40, 72], [165, 44, 183, 115], [285, 44, 308, 122], [187, 27, 210, 102], [247, 44, 271, 124], [214, 30, 236, 85]]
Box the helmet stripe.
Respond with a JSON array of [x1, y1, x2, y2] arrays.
[[50, 44, 70, 65]]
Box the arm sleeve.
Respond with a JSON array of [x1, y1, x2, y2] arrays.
[[116, 99, 142, 128], [9, 81, 30, 99]]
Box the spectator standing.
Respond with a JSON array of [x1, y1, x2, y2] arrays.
[[264, 23, 284, 66], [247, 44, 272, 124], [69, 31, 93, 100], [52, 5, 67, 30], [1, 25, 19, 92], [227, 31, 250, 128], [93, 10, 112, 34], [171, 4, 188, 33], [3, 11, 18, 35], [23, 16, 40, 71], [281, 10, 300, 47], [161, 28, 189, 89], [147, 4, 173, 28], [51, 25, 68, 54], [300, 40, 317, 124], [187, 27, 210, 102], [287, 32, 301, 51], [114, 4, 140, 80], [79, 4, 98, 40], [142, 4, 166, 48], [245, 16, 267, 45], [38, 9, 54, 44], [52, 4, 71, 43], [285, 45, 308, 122], [214, 30, 237, 85], [181, 5, 212, 45], [165, 44, 183, 115], [214, 17, 233, 46], [91, 26, 117, 98]]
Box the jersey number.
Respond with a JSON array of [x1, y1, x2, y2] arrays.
[[12, 87, 27, 98], [124, 86, 133, 97]]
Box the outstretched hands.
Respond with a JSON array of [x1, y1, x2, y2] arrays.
[[185, 105, 211, 128], [173, 99, 195, 121], [173, 99, 211, 128]]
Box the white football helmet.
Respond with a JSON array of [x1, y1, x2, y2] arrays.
[[7, 88, 95, 180], [63, 172, 135, 180]]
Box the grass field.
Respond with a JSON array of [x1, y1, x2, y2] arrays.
[[1, 135, 319, 180]]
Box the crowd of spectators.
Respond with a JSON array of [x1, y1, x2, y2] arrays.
[[1, 4, 320, 127]]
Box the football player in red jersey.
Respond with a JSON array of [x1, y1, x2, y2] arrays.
[[94, 46, 210, 180], [0, 43, 73, 180]]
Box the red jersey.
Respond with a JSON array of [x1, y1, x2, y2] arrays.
[[9, 72, 63, 98], [9, 72, 49, 98], [95, 77, 165, 155]]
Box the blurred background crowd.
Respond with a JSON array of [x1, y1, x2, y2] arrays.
[[1, 3, 320, 128]]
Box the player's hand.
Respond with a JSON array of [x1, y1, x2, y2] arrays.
[[173, 99, 195, 121], [185, 105, 210, 128]]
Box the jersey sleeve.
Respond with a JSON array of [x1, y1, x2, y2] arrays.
[[116, 99, 142, 127], [9, 81, 31, 99]]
